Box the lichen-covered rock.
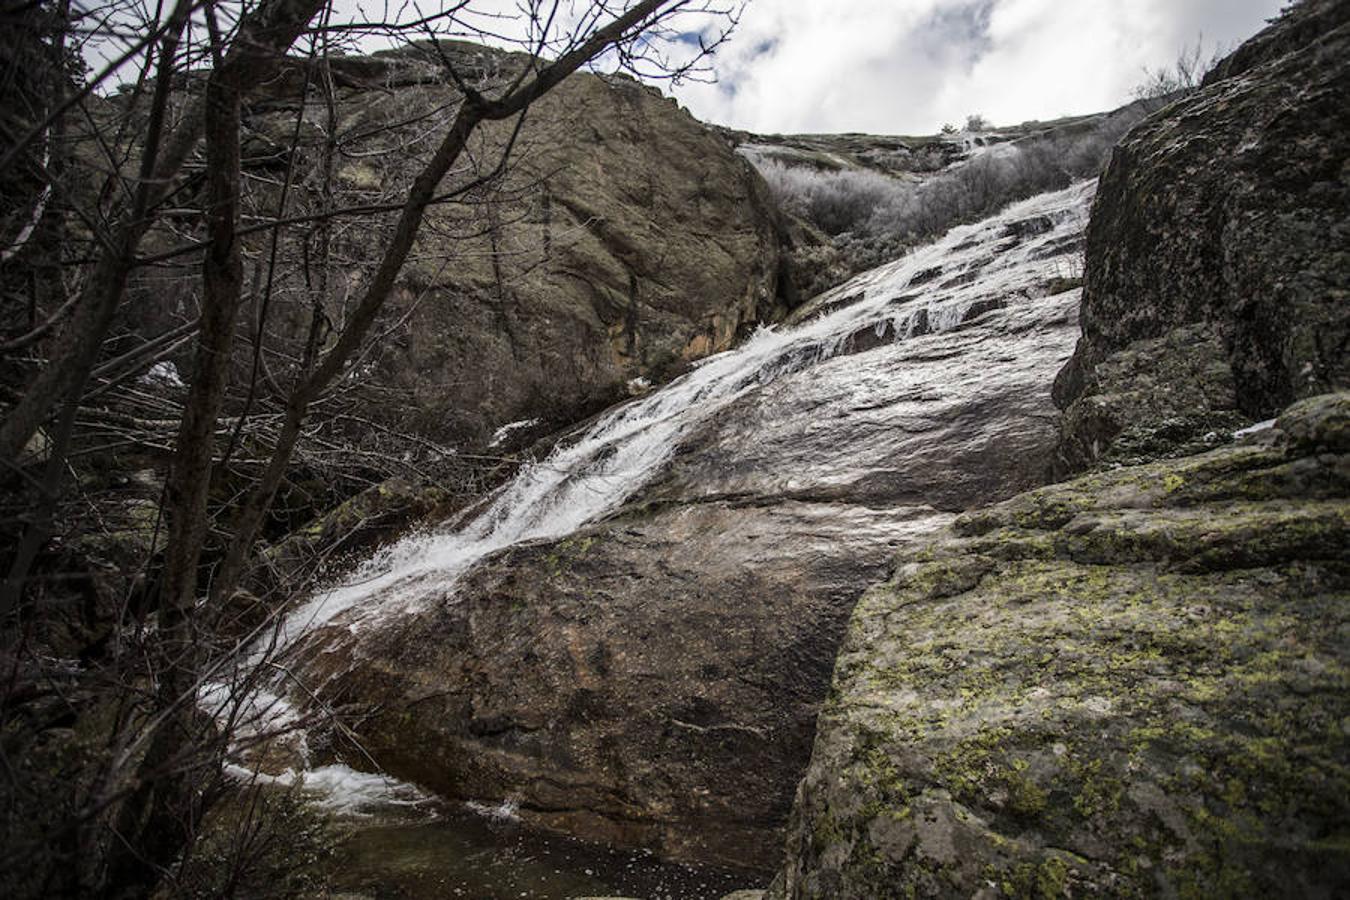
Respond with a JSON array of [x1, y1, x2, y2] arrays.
[[1054, 0, 1350, 470], [1054, 324, 1245, 469], [1279, 391, 1350, 455], [772, 393, 1350, 898]]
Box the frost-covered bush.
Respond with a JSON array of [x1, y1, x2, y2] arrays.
[[753, 160, 901, 235]]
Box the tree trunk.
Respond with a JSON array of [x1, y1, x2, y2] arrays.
[[0, 0, 328, 467], [102, 13, 247, 893]]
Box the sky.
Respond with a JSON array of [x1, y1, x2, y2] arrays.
[[668, 0, 1289, 134], [83, 0, 1288, 136]]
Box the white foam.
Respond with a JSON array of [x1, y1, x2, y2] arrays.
[[489, 418, 541, 448], [1234, 418, 1277, 439], [221, 762, 427, 816], [466, 797, 521, 822]]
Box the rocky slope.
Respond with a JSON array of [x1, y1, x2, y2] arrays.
[[771, 2, 1350, 896]]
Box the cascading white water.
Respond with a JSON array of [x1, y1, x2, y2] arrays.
[[271, 180, 1095, 649], [208, 181, 1095, 811]]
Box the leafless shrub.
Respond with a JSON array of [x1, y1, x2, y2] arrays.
[[1132, 35, 1228, 101], [752, 159, 899, 235]]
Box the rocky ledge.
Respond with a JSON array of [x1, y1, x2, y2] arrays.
[[771, 392, 1349, 898]]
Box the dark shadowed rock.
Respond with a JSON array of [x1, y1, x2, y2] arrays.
[[1054, 0, 1350, 470]]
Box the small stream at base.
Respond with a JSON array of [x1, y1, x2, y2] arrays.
[[326, 804, 757, 899], [231, 762, 759, 897]]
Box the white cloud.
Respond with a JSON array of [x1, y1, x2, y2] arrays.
[[670, 0, 1287, 134]]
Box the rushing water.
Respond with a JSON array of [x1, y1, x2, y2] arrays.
[[268, 180, 1094, 653], [208, 181, 1096, 894]]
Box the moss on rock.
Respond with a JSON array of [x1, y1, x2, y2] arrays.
[[773, 393, 1350, 898]]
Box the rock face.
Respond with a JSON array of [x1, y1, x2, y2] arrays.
[[283, 186, 1096, 870], [773, 393, 1350, 898], [1054, 0, 1350, 471], [213, 43, 787, 446], [379, 65, 784, 443]]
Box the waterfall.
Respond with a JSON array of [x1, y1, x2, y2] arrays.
[[273, 180, 1094, 647], [211, 181, 1095, 805]]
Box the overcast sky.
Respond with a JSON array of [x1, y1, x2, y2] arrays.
[[87, 0, 1288, 135], [668, 0, 1287, 135]]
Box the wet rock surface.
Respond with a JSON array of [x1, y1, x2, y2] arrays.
[[300, 288, 1084, 869], [1054, 0, 1350, 470], [773, 393, 1350, 898], [304, 501, 933, 871], [640, 291, 1081, 514]]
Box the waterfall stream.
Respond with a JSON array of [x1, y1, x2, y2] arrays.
[[210, 181, 1096, 844], [271, 180, 1093, 652]]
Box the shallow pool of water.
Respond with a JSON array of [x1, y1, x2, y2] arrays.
[[329, 803, 763, 900]]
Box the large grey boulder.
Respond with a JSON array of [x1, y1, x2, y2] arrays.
[[1053, 0, 1350, 471]]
